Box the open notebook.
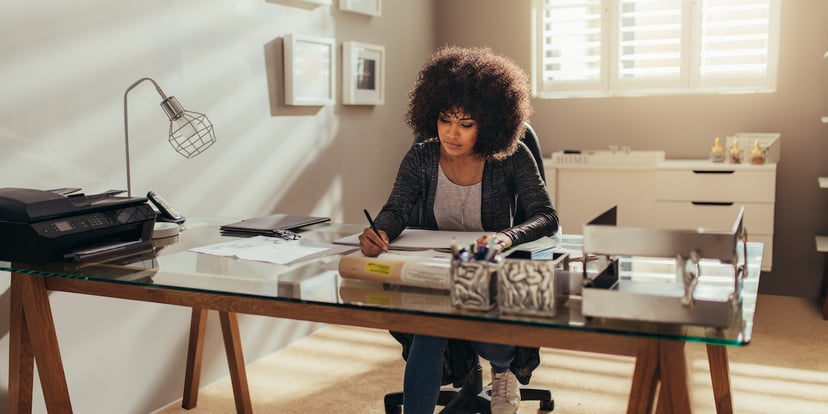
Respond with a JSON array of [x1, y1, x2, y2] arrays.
[[333, 229, 487, 251], [333, 228, 559, 257]]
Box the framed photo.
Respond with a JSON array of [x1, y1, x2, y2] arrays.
[[339, 0, 381, 16], [342, 41, 385, 105], [283, 34, 336, 106]]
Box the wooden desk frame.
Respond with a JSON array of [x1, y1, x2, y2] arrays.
[[8, 272, 736, 414]]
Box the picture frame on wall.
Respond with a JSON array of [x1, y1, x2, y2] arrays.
[[342, 41, 385, 105], [339, 0, 381, 16], [268, 0, 332, 10], [284, 34, 336, 106]]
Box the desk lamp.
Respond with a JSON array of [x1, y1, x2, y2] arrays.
[[123, 77, 216, 198], [123, 77, 216, 238]]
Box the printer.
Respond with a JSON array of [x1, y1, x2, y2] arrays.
[[0, 188, 156, 263]]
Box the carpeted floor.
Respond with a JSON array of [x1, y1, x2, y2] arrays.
[[153, 295, 828, 413]]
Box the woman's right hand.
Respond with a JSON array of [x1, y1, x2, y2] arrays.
[[358, 227, 389, 257]]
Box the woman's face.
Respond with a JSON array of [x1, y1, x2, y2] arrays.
[[437, 109, 478, 158]]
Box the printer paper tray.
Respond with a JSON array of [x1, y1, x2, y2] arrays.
[[63, 240, 150, 262]]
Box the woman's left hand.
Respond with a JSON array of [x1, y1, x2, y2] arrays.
[[476, 232, 512, 250]]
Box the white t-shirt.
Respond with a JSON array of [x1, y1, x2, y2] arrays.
[[433, 165, 483, 231]]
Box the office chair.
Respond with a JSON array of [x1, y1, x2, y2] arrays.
[[385, 123, 555, 414]]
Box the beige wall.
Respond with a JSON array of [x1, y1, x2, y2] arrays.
[[0, 1, 436, 412], [437, 0, 828, 300]]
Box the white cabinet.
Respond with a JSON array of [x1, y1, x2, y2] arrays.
[[655, 161, 777, 271], [545, 156, 777, 271], [545, 165, 657, 233]]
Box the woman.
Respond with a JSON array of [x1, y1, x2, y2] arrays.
[[358, 46, 558, 414]]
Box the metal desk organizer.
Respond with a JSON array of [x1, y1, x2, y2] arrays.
[[450, 246, 569, 315], [450, 257, 500, 311], [496, 252, 569, 316], [580, 206, 748, 328]]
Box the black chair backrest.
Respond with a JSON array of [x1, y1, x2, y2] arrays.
[[514, 123, 545, 224], [522, 123, 546, 182], [408, 122, 545, 227]]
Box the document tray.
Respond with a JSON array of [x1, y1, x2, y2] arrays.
[[580, 206, 748, 328]]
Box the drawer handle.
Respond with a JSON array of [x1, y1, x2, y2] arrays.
[[692, 170, 735, 174], [691, 201, 734, 206]]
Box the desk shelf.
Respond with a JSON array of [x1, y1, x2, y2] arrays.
[[820, 49, 828, 319], [816, 177, 828, 252], [816, 236, 828, 253]]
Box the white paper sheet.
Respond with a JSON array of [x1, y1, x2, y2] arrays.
[[190, 236, 353, 265], [333, 229, 486, 251]]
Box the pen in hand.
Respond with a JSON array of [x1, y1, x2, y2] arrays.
[[363, 209, 388, 252]]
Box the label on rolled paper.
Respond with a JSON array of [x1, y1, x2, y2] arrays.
[[338, 253, 451, 290], [365, 262, 392, 276]]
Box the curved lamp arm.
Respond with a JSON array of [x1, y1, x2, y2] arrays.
[[123, 77, 216, 197]]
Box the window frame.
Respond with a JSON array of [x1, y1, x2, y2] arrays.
[[532, 0, 781, 99]]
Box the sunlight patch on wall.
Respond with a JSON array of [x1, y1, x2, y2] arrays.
[[313, 173, 344, 222], [0, 0, 341, 222]]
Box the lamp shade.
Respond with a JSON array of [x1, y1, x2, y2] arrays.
[[160, 96, 216, 159], [123, 77, 217, 196]]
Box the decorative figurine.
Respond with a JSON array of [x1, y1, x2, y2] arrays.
[[748, 139, 767, 165], [727, 137, 743, 164], [709, 136, 726, 163]]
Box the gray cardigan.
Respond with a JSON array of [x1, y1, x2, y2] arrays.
[[374, 138, 559, 242], [377, 138, 560, 386]]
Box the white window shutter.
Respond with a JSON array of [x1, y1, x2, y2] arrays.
[[696, 0, 779, 91], [612, 0, 689, 91], [536, 0, 608, 94], [535, 0, 779, 97]]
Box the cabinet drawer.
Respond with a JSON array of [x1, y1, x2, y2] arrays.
[[655, 204, 773, 270], [656, 169, 776, 202], [654, 201, 774, 235]]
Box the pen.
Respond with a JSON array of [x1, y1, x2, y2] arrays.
[[363, 209, 381, 238]]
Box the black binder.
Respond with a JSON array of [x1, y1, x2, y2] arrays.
[[220, 214, 330, 237]]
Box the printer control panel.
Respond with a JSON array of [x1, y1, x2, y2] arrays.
[[33, 205, 156, 237]]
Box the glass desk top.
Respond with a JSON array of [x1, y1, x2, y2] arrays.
[[1, 219, 762, 346]]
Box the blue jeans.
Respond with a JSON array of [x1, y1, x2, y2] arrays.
[[402, 334, 516, 414]]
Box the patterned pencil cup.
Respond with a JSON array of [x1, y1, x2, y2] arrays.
[[450, 259, 501, 311], [497, 253, 569, 316]]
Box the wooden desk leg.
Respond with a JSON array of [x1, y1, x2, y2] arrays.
[[181, 310, 252, 413], [11, 274, 73, 413], [655, 340, 690, 414], [182, 308, 208, 409], [627, 339, 691, 414], [707, 345, 733, 414], [9, 273, 34, 414], [627, 339, 660, 414], [218, 311, 253, 414]]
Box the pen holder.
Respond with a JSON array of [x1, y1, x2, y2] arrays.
[[450, 258, 502, 311], [497, 252, 569, 316]]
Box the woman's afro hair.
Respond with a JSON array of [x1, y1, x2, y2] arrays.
[[405, 46, 533, 159]]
